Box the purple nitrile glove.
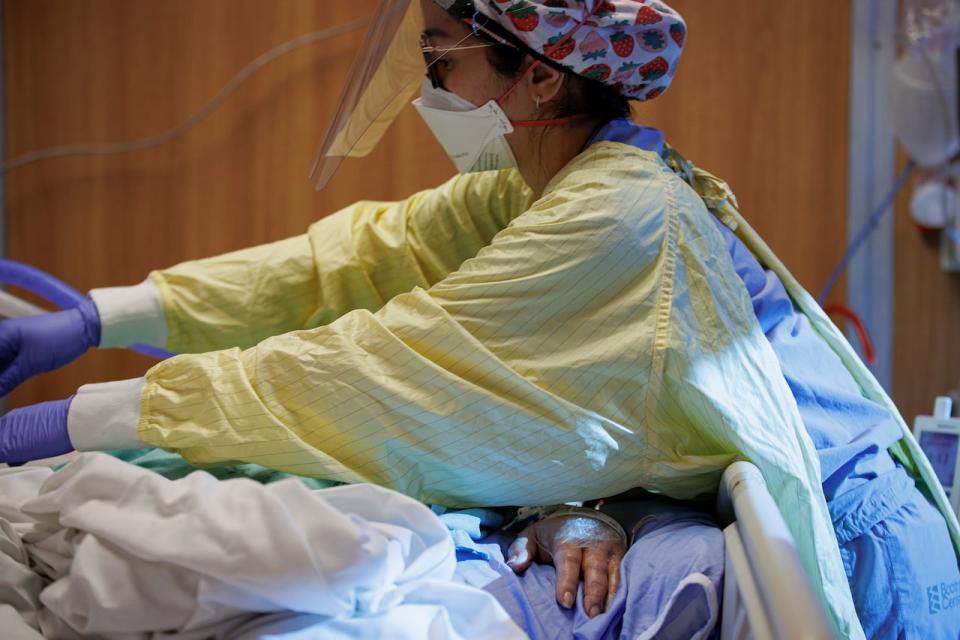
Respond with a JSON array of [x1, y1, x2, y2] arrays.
[[0, 396, 74, 465], [0, 298, 101, 397]]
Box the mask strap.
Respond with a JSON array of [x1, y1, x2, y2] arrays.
[[510, 113, 592, 127]]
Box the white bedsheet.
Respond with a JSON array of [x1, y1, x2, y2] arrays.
[[0, 453, 525, 639]]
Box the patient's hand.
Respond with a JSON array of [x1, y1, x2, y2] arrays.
[[506, 511, 627, 617]]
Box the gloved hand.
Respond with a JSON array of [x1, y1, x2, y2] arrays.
[[507, 509, 627, 618], [0, 396, 74, 465], [0, 298, 101, 396]]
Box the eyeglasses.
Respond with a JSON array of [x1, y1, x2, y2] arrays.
[[419, 33, 493, 88]]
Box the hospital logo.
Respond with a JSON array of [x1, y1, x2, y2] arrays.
[[930, 585, 942, 614], [928, 580, 960, 615]]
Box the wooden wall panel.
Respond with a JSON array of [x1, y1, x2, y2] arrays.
[[4, 0, 456, 407], [639, 1, 851, 295], [5, 0, 851, 409]]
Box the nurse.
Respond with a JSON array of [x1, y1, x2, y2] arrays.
[[1, 1, 958, 637]]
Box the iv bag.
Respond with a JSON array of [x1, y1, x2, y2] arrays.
[[889, 0, 960, 167]]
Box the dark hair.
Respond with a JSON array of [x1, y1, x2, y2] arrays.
[[481, 35, 631, 123]]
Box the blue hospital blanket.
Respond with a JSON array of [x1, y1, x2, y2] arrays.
[[443, 509, 724, 640]]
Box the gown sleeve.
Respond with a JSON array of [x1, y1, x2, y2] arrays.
[[149, 169, 531, 353]]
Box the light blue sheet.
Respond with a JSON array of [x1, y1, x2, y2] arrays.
[[711, 209, 960, 639]]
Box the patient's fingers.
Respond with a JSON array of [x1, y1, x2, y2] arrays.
[[605, 547, 625, 612], [581, 544, 612, 617], [552, 544, 583, 609], [506, 533, 538, 573], [509, 514, 627, 614]]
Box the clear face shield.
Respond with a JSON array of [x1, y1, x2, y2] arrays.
[[310, 0, 528, 189], [310, 0, 587, 188], [309, 0, 427, 191]]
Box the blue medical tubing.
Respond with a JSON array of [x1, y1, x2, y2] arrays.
[[0, 259, 86, 311], [0, 259, 174, 359], [817, 160, 916, 304]]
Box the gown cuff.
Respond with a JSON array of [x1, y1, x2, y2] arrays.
[[67, 378, 147, 451], [90, 280, 168, 349]]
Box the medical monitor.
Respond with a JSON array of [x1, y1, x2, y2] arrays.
[[914, 397, 960, 516]]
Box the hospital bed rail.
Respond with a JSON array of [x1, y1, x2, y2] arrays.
[[718, 461, 836, 640]]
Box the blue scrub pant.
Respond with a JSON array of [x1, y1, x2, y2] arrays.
[[832, 465, 960, 639]]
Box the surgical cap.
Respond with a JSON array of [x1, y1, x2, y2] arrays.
[[453, 0, 687, 101]]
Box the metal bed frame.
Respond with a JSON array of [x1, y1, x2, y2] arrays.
[[718, 461, 836, 640]]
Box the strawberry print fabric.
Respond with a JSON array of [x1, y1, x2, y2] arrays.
[[474, 0, 686, 100]]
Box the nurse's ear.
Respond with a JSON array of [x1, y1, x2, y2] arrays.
[[526, 59, 566, 115]]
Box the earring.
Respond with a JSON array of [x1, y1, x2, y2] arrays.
[[535, 96, 541, 111]]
